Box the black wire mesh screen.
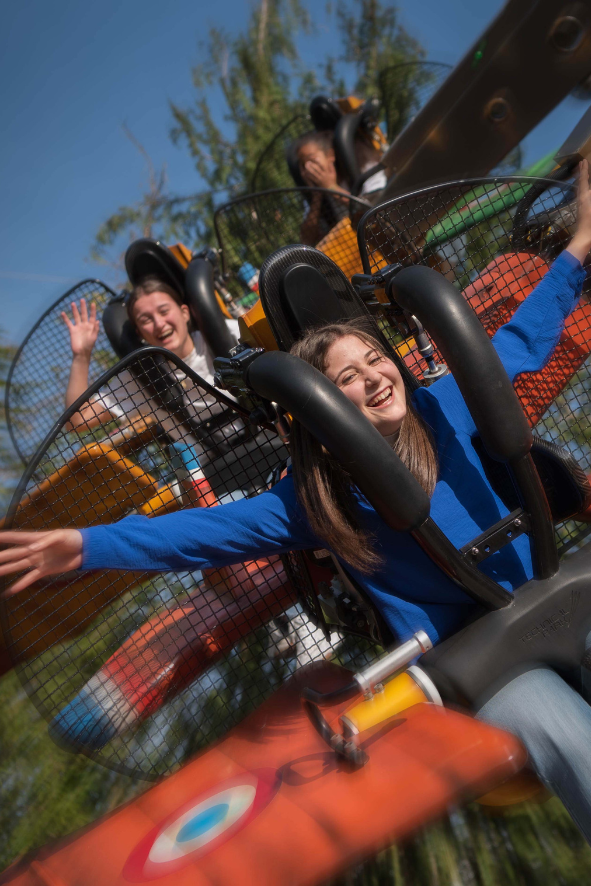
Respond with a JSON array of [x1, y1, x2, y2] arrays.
[[250, 114, 311, 193], [5, 279, 119, 467], [358, 176, 591, 552], [378, 61, 452, 143], [1, 347, 374, 778], [215, 188, 370, 303]]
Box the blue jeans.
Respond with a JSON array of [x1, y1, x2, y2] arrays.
[[476, 663, 591, 843]]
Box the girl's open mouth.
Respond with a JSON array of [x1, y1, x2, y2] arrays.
[[367, 386, 393, 408]]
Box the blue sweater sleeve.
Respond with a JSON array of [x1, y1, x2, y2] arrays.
[[80, 475, 318, 572], [491, 250, 585, 382], [413, 251, 585, 432]]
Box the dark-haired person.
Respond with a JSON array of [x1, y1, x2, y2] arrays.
[[4, 166, 591, 839], [294, 130, 386, 244]]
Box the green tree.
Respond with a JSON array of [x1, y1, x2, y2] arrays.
[[90, 125, 173, 273], [334, 0, 423, 98], [93, 0, 426, 262]]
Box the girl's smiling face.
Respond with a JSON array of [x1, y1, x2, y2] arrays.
[[131, 291, 193, 359], [324, 334, 407, 436]]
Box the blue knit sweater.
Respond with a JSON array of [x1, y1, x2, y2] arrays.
[[82, 251, 586, 644]]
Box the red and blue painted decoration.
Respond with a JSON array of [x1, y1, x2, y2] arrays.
[[124, 768, 281, 881]]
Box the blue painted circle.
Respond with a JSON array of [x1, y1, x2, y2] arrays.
[[176, 804, 230, 843]]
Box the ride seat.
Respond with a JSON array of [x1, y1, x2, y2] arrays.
[[263, 245, 591, 526], [260, 245, 591, 538], [259, 244, 418, 389], [123, 238, 236, 358]]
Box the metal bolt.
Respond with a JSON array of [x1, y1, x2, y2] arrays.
[[471, 546, 480, 557], [514, 518, 522, 527]]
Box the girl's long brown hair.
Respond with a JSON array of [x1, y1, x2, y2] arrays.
[[290, 319, 438, 574]]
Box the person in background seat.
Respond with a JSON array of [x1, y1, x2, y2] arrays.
[[295, 129, 386, 244], [62, 276, 239, 507]]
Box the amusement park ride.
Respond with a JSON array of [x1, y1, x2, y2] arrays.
[[4, 0, 591, 883]]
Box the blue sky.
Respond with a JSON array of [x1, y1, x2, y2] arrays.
[[2, 0, 589, 345]]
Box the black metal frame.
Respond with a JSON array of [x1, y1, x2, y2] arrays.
[[3, 346, 266, 530], [5, 279, 118, 466]]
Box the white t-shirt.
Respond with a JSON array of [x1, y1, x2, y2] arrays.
[[92, 321, 239, 444], [360, 165, 387, 196]]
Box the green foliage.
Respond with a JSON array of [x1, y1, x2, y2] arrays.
[[93, 0, 426, 260], [334, 0, 423, 98], [329, 799, 591, 885], [0, 667, 145, 869], [90, 125, 176, 270]]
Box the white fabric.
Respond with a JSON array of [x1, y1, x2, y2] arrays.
[[360, 166, 387, 196], [92, 320, 239, 443]]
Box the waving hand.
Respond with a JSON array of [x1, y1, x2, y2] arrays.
[[0, 529, 83, 596]]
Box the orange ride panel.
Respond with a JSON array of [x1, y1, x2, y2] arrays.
[[2, 663, 525, 886], [0, 439, 161, 671], [316, 217, 364, 281]]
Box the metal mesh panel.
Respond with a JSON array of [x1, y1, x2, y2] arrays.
[[250, 114, 311, 193], [215, 188, 370, 303], [1, 347, 352, 778], [378, 61, 452, 143], [358, 176, 591, 551], [5, 280, 119, 467]]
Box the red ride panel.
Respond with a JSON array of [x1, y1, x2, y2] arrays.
[[462, 253, 591, 426], [2, 663, 525, 886]]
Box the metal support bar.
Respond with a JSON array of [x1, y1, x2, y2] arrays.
[[510, 455, 559, 579], [354, 631, 433, 695], [460, 509, 530, 565]]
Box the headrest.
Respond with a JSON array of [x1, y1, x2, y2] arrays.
[[123, 239, 235, 359], [102, 296, 143, 359], [125, 238, 186, 294], [258, 245, 365, 352], [309, 95, 343, 131], [333, 109, 364, 192], [279, 264, 349, 339]]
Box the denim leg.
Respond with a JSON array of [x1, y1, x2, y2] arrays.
[[476, 666, 591, 843]]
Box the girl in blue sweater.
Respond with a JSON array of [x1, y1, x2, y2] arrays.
[[2, 163, 591, 837]]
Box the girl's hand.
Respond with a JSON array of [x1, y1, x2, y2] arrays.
[[567, 159, 591, 263], [61, 300, 100, 359], [303, 156, 338, 190], [0, 529, 83, 596]]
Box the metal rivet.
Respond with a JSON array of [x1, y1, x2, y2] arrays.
[[486, 97, 509, 123], [550, 15, 585, 53], [471, 547, 480, 557]]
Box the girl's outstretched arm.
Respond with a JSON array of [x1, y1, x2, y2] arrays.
[[0, 529, 83, 596], [0, 477, 318, 597], [493, 160, 591, 382]]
